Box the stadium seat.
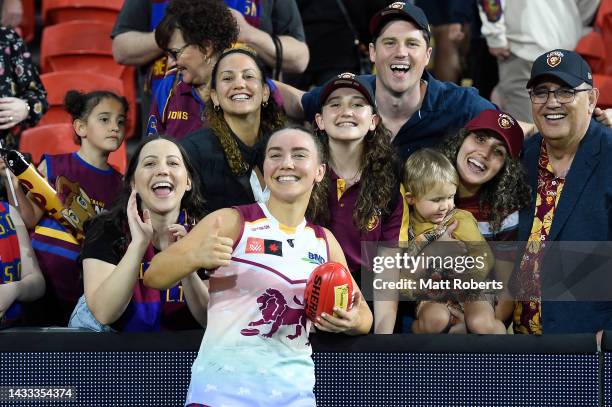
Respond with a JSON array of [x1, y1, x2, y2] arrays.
[[40, 21, 118, 74], [575, 31, 606, 75], [596, 0, 612, 32], [593, 74, 612, 110], [42, 0, 124, 25], [596, 0, 612, 74], [39, 71, 125, 127], [16, 0, 35, 43], [40, 21, 137, 138], [19, 123, 127, 174]]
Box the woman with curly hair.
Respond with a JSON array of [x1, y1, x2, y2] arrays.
[[311, 73, 409, 334], [438, 109, 531, 326], [147, 0, 239, 139], [180, 47, 285, 212]]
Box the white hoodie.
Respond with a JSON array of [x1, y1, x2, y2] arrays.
[[478, 0, 600, 61]]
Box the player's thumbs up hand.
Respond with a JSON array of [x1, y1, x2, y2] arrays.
[[199, 216, 233, 269], [212, 216, 222, 235]]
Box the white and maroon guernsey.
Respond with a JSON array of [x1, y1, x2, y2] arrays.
[[186, 202, 329, 407]]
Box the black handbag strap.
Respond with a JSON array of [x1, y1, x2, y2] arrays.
[[335, 0, 360, 48], [270, 0, 283, 80]]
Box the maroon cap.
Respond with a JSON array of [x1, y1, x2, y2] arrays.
[[464, 110, 524, 158], [319, 72, 376, 111]]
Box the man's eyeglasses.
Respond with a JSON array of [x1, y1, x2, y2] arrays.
[[166, 44, 189, 60], [529, 87, 591, 104]]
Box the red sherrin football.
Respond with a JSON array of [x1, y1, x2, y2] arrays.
[[304, 262, 353, 322]]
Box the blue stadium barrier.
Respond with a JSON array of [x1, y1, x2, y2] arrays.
[[0, 330, 604, 407], [603, 331, 612, 407]]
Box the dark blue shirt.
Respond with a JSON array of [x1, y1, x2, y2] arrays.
[[302, 71, 495, 162]]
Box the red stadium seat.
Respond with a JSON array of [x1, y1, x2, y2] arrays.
[[16, 0, 35, 43], [575, 31, 606, 75], [39, 71, 125, 128], [40, 21, 118, 74], [596, 0, 612, 31], [595, 0, 612, 74], [40, 21, 137, 138], [42, 0, 124, 25], [19, 123, 127, 174], [593, 74, 612, 110]]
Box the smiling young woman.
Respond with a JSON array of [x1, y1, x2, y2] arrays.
[[145, 126, 372, 407], [438, 109, 531, 327], [180, 47, 286, 213], [67, 136, 209, 332], [309, 73, 408, 334]]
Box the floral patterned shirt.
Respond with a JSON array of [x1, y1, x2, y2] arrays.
[[0, 27, 47, 136], [513, 141, 565, 334]]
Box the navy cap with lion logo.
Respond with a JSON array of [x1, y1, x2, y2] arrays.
[[369, 2, 430, 39], [526, 49, 593, 89]]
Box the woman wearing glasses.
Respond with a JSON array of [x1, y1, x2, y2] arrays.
[[146, 0, 238, 139]]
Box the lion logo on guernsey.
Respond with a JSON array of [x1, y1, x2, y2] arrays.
[[240, 288, 307, 340], [367, 214, 380, 231]]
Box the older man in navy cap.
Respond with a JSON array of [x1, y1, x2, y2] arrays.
[[514, 49, 612, 335]]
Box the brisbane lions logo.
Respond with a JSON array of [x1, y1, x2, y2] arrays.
[[497, 113, 514, 130], [240, 288, 306, 340], [546, 51, 563, 68], [367, 213, 380, 231], [338, 72, 356, 80]]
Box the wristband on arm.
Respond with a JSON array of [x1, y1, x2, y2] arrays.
[[271, 34, 283, 81]]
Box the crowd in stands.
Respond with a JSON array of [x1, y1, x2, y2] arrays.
[[3, 0, 612, 404], [1, 0, 612, 338]]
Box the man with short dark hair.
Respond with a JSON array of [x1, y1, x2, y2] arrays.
[[514, 49, 612, 334], [283, 2, 495, 163], [278, 2, 612, 163]]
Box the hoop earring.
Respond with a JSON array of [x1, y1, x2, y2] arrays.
[[262, 101, 268, 107], [214, 104, 221, 112]]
